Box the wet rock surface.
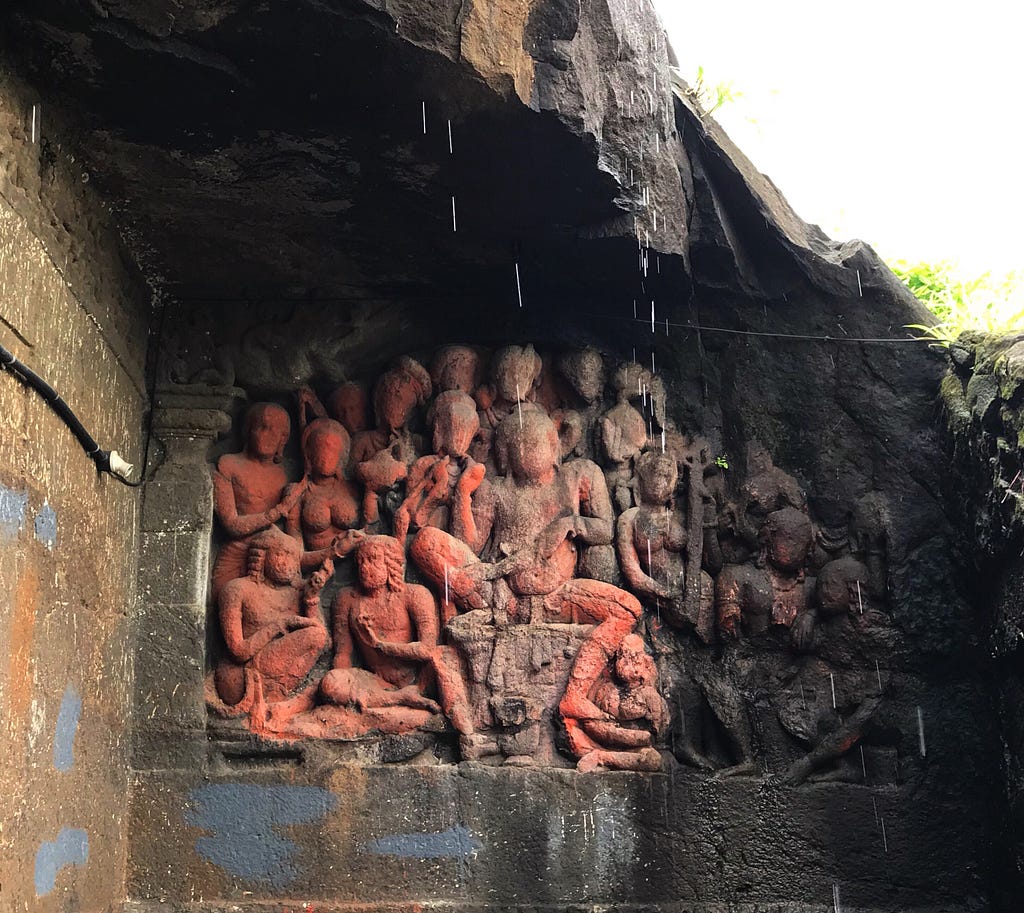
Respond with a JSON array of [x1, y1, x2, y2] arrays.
[[0, 1, 1012, 910]]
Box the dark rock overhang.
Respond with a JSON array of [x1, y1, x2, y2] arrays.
[[2, 0, 928, 325]]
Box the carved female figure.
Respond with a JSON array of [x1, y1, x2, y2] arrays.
[[617, 450, 715, 640], [286, 417, 364, 568], [212, 402, 305, 598]]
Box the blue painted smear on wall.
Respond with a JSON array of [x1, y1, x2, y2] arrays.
[[185, 784, 336, 888], [0, 484, 29, 540], [35, 828, 89, 896], [53, 684, 81, 772], [364, 825, 481, 859], [34, 501, 57, 549]]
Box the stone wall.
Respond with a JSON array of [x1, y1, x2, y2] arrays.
[[0, 67, 148, 912]]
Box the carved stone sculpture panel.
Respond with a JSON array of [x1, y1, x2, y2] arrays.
[[204, 344, 896, 777]]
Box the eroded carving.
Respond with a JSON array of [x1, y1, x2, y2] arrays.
[[203, 343, 896, 778]]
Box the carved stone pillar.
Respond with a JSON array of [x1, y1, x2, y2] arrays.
[[131, 386, 242, 770]]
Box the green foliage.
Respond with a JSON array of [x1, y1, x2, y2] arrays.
[[685, 66, 741, 119], [889, 259, 1024, 344], [714, 455, 730, 470]]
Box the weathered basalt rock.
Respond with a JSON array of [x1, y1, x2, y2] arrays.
[[0, 0, 1010, 910]]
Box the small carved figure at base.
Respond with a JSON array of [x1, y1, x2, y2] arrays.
[[564, 634, 669, 772]]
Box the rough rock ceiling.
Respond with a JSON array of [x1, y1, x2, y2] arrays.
[[2, 0, 705, 313]]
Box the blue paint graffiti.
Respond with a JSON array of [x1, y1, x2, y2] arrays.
[[0, 484, 29, 540], [364, 825, 481, 859], [34, 501, 57, 549], [35, 828, 89, 896], [53, 684, 81, 772], [185, 784, 336, 888]]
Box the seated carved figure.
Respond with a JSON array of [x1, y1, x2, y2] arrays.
[[410, 406, 642, 725], [213, 527, 331, 727], [563, 634, 669, 772], [321, 536, 474, 739], [212, 403, 307, 598], [286, 417, 365, 569]]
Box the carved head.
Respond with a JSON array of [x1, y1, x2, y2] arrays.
[[250, 526, 302, 586], [244, 403, 291, 463], [615, 633, 657, 687], [764, 507, 813, 571], [611, 362, 654, 405], [373, 356, 432, 433], [635, 450, 678, 506], [817, 555, 871, 617], [557, 347, 605, 404], [492, 344, 542, 404], [302, 418, 350, 479], [431, 345, 482, 395], [355, 535, 405, 593], [429, 391, 480, 458], [494, 406, 560, 482], [327, 382, 370, 435]]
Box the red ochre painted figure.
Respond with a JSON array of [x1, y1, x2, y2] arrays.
[[410, 405, 642, 727], [353, 356, 432, 523], [213, 526, 331, 730], [286, 417, 365, 569], [321, 535, 475, 740], [563, 633, 669, 772], [394, 391, 489, 554], [212, 403, 306, 598]]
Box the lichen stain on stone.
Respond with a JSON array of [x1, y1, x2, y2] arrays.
[[34, 827, 89, 897], [33, 500, 57, 550], [185, 784, 337, 888]]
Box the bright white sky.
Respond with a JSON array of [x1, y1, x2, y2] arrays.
[[653, 0, 1024, 275]]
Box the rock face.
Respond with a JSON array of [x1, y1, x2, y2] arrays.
[[0, 1, 1013, 911], [940, 331, 1024, 904]]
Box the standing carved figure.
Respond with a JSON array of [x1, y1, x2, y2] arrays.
[[617, 450, 716, 640], [286, 417, 364, 569], [597, 363, 652, 512], [353, 356, 432, 524], [212, 402, 305, 598], [394, 391, 489, 563]]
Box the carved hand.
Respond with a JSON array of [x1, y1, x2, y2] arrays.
[[270, 479, 307, 521], [331, 529, 365, 557], [455, 461, 485, 496]]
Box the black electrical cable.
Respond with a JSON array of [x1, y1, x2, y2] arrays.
[[0, 340, 138, 485]]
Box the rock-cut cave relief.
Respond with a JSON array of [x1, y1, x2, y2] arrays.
[[204, 343, 899, 777]]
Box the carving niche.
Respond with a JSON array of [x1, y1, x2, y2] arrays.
[[203, 343, 896, 778]]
